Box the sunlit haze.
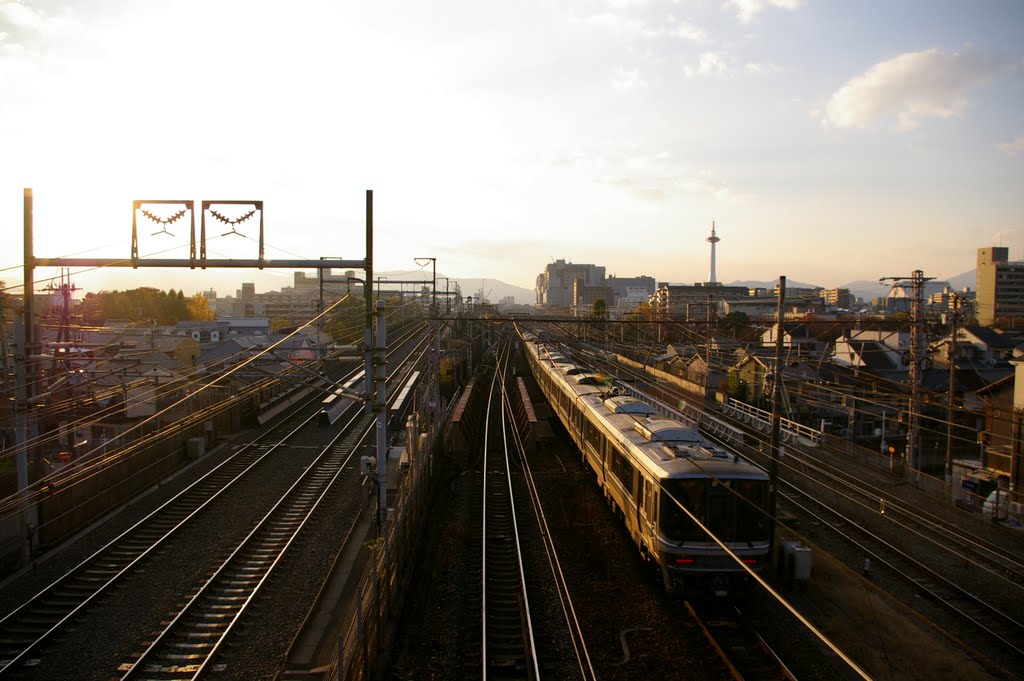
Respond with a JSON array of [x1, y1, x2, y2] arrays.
[[2, 0, 1022, 296]]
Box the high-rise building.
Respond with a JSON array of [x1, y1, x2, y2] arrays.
[[976, 247, 1024, 326], [535, 260, 606, 307]]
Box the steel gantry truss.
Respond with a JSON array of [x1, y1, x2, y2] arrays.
[[13, 189, 397, 566], [880, 269, 934, 479]]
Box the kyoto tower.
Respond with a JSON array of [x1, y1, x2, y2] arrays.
[[706, 222, 721, 284]]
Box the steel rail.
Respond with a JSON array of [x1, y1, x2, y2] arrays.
[[499, 361, 597, 681], [481, 342, 540, 681], [780, 487, 1024, 663], [118, 332, 432, 678], [0, 326, 428, 675], [0, 384, 330, 674], [684, 601, 797, 681]]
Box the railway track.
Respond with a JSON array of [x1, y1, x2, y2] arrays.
[[117, 402, 375, 678], [500, 364, 596, 681], [684, 600, 795, 681], [668, 389, 1024, 673], [779, 487, 1024, 675], [478, 343, 539, 681], [547, 334, 1024, 676], [0, 385, 333, 674], [0, 326, 430, 677], [801, 442, 1024, 588]]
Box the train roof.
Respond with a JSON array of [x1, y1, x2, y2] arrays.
[[604, 395, 656, 415], [524, 337, 767, 481], [632, 417, 701, 443]]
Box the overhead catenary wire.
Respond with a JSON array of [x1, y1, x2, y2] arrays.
[[0, 293, 359, 519], [517, 324, 875, 681]]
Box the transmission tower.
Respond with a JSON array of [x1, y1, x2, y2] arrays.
[[880, 269, 933, 478]]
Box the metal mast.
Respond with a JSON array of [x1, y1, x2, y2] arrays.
[[881, 270, 933, 478]]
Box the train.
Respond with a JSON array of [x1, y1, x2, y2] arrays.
[[520, 331, 770, 596]]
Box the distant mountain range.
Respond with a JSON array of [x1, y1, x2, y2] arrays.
[[834, 270, 974, 304], [451, 278, 534, 305], [376, 270, 978, 308], [728, 279, 819, 291], [379, 271, 534, 305], [731, 270, 975, 305]]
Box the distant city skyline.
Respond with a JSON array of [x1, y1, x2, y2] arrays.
[[2, 1, 1021, 297]]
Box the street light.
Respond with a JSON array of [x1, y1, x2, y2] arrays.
[[376, 275, 387, 301], [414, 257, 436, 311]]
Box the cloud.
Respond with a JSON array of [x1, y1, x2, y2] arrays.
[[998, 134, 1024, 156], [575, 11, 663, 38], [684, 170, 755, 202], [671, 19, 709, 43], [573, 7, 709, 43], [602, 168, 753, 203], [820, 47, 1002, 131], [684, 51, 730, 77], [607, 176, 672, 200], [611, 66, 646, 90], [0, 1, 74, 45], [745, 61, 780, 75], [725, 0, 803, 24]]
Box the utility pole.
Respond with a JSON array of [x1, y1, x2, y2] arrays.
[[768, 276, 786, 562], [881, 270, 933, 481], [19, 188, 38, 563], [364, 192, 374, 416], [13, 298, 36, 564], [945, 293, 959, 488], [373, 300, 389, 530]]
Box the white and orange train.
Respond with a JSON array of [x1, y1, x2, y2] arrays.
[[521, 332, 770, 596]]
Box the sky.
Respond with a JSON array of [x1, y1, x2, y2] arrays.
[[2, 0, 1022, 298]]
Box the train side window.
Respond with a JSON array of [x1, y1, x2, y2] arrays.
[[584, 417, 601, 450], [609, 450, 636, 498], [642, 477, 655, 519]]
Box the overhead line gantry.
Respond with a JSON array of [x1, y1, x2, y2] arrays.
[[14, 189, 392, 568]]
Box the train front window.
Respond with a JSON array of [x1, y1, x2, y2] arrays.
[[709, 479, 768, 542], [708, 481, 734, 538], [734, 479, 768, 542], [660, 479, 705, 543]]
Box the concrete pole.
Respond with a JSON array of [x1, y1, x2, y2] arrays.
[[908, 270, 926, 480], [364, 190, 374, 415], [23, 189, 34, 361], [768, 276, 786, 562], [433, 317, 441, 429], [945, 294, 959, 488], [374, 300, 389, 530], [13, 300, 34, 565]]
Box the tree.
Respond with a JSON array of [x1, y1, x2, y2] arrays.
[[79, 287, 214, 325], [186, 293, 215, 321], [591, 298, 608, 319], [725, 370, 749, 402], [720, 310, 755, 341]]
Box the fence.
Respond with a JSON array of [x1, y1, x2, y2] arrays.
[[326, 383, 442, 681]]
